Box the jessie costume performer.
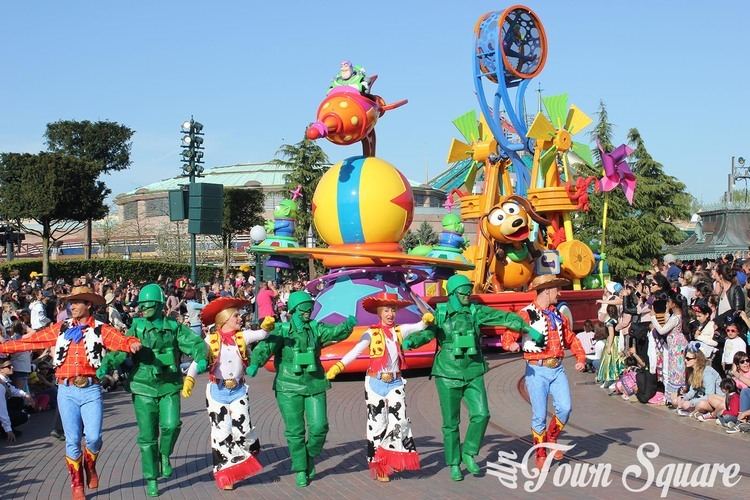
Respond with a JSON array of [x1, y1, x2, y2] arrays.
[[326, 292, 432, 481], [0, 286, 142, 500], [247, 291, 356, 488], [183, 297, 275, 490], [501, 274, 586, 470], [98, 283, 209, 497], [403, 275, 546, 481]]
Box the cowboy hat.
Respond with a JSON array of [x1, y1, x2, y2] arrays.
[[528, 274, 570, 292], [362, 292, 412, 314], [65, 286, 105, 305], [0, 359, 13, 369], [104, 292, 116, 305], [200, 297, 250, 326]]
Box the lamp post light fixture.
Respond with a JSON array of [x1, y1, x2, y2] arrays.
[[180, 116, 205, 283], [249, 225, 267, 323]]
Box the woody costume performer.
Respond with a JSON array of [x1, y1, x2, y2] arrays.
[[501, 274, 586, 470], [183, 297, 275, 490], [326, 292, 433, 482], [246, 290, 356, 487], [97, 284, 209, 497], [403, 275, 546, 481], [0, 286, 142, 500]]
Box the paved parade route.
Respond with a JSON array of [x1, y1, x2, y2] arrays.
[[2, 353, 748, 499]]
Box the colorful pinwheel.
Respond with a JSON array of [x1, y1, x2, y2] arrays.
[[598, 142, 636, 204]]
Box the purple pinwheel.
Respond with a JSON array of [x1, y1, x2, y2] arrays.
[[598, 141, 636, 204]]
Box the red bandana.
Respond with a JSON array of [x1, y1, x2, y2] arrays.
[[219, 330, 236, 345]]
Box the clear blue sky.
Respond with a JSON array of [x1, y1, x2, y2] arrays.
[[2, 1, 748, 208]]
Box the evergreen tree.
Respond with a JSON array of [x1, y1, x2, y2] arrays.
[[272, 139, 329, 244], [220, 188, 265, 275], [414, 221, 439, 246]]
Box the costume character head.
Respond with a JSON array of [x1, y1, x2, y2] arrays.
[[274, 199, 298, 219], [288, 291, 314, 323], [362, 292, 412, 328], [480, 195, 549, 244], [528, 275, 570, 308], [138, 284, 165, 320], [442, 213, 464, 234], [65, 286, 105, 320], [446, 274, 473, 309]]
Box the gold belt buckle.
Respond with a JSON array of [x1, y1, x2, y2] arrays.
[[380, 372, 394, 383], [223, 379, 238, 389], [73, 376, 90, 388], [543, 358, 561, 369]]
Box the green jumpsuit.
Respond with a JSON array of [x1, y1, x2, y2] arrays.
[[405, 288, 543, 473], [102, 317, 207, 482], [248, 314, 354, 478]]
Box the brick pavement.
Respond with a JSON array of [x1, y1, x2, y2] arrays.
[[1, 353, 748, 499]]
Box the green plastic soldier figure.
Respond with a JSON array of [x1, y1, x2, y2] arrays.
[[246, 290, 356, 488], [98, 284, 208, 497], [402, 274, 545, 481]]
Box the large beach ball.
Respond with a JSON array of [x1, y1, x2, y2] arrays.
[[313, 156, 414, 245]]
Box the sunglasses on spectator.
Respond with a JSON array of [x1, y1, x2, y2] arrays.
[[739, 359, 750, 365], [726, 328, 739, 333], [685, 356, 696, 360]]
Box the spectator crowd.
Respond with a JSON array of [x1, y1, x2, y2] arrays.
[[576, 253, 750, 434]]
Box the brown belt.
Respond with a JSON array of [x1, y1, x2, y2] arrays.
[[58, 376, 100, 388], [366, 370, 401, 383], [530, 358, 563, 369], [213, 378, 244, 389]]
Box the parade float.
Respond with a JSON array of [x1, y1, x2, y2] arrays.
[[259, 5, 632, 370]]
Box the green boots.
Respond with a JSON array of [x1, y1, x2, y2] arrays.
[[462, 453, 480, 475], [160, 454, 173, 479]]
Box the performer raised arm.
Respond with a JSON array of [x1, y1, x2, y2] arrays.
[[0, 286, 141, 500], [182, 297, 275, 491], [403, 274, 545, 481], [326, 292, 433, 482], [246, 291, 356, 488], [502, 274, 586, 470]]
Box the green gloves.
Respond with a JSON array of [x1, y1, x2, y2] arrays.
[[345, 316, 357, 330], [96, 365, 109, 380], [528, 327, 546, 347], [246, 364, 259, 378], [401, 336, 418, 351], [195, 358, 208, 374]]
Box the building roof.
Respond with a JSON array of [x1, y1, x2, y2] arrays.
[[117, 161, 431, 198], [665, 205, 750, 260]]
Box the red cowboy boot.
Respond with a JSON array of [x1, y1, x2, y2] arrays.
[[83, 446, 99, 489], [66, 456, 85, 500], [546, 415, 565, 460], [532, 429, 547, 470]]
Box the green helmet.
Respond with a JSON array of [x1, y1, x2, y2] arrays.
[[446, 274, 472, 295], [138, 283, 165, 306], [287, 291, 314, 312]]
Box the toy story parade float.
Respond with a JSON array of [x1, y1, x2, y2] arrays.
[[257, 5, 634, 371]]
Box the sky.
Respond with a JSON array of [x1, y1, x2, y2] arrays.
[[2, 1, 749, 208]]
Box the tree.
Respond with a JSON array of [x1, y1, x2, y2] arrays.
[[45, 120, 135, 259], [94, 212, 120, 258], [572, 101, 690, 277], [400, 230, 419, 252], [219, 188, 265, 275], [272, 139, 329, 243], [0, 153, 110, 277]]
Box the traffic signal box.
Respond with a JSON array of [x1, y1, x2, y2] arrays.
[[168, 183, 223, 235]]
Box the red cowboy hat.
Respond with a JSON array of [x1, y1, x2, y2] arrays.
[[361, 292, 412, 314], [200, 297, 250, 326]]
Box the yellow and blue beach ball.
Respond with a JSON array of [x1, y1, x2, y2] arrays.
[[313, 156, 414, 245]]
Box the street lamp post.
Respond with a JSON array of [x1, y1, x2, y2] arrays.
[[180, 117, 205, 284], [250, 225, 267, 323], [306, 225, 317, 281]]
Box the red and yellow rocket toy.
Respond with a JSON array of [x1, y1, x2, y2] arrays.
[[305, 82, 407, 157]]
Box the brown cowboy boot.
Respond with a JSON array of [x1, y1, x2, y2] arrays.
[[83, 446, 99, 489], [532, 429, 547, 471], [546, 415, 565, 460], [66, 456, 85, 500]]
